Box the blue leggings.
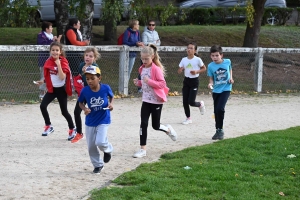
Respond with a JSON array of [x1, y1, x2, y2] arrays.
[[212, 91, 230, 129]]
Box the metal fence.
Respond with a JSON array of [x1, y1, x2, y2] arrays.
[[0, 45, 300, 103]]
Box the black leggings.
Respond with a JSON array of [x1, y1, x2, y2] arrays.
[[74, 100, 86, 134], [212, 91, 230, 129], [40, 86, 75, 129], [140, 102, 166, 146], [182, 77, 201, 118]]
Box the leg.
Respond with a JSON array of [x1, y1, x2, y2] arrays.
[[55, 87, 75, 129], [187, 78, 200, 107], [214, 91, 230, 129], [95, 124, 113, 163], [39, 67, 46, 97], [182, 78, 191, 118], [74, 100, 83, 134], [85, 126, 103, 168], [128, 56, 136, 80], [140, 102, 151, 147], [40, 92, 56, 125]]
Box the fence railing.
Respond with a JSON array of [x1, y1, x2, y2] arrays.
[[0, 45, 300, 102]]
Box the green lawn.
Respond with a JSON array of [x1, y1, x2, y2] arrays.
[[89, 126, 300, 200]]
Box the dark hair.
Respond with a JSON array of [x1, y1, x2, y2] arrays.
[[68, 18, 79, 27], [188, 42, 198, 56], [50, 41, 66, 57], [210, 45, 223, 54], [41, 21, 52, 32]]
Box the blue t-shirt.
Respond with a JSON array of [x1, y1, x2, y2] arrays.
[[78, 84, 114, 126], [207, 59, 232, 93]]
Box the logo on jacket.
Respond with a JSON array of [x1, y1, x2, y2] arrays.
[[90, 96, 104, 108], [215, 68, 228, 85]]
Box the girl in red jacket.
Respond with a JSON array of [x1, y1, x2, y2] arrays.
[[37, 42, 77, 140], [132, 45, 177, 158]]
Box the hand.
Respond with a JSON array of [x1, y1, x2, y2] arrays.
[[143, 76, 149, 83], [84, 108, 91, 115], [82, 65, 88, 73], [190, 70, 198, 75], [35, 80, 44, 85], [133, 78, 138, 86], [84, 40, 90, 45], [54, 58, 61, 65], [108, 104, 114, 111], [229, 79, 234, 84], [208, 83, 214, 89], [53, 36, 58, 41], [136, 42, 144, 47]]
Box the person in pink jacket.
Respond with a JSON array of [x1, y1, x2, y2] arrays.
[[132, 44, 177, 158]]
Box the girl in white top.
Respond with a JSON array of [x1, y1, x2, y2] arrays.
[[178, 43, 207, 125]]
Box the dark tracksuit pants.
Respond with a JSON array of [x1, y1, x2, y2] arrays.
[[139, 102, 168, 146], [182, 77, 201, 118], [212, 91, 230, 129], [40, 86, 75, 129]]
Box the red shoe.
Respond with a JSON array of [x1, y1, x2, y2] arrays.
[[71, 133, 84, 143]]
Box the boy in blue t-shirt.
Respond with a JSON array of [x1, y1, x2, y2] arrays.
[[78, 66, 114, 174], [207, 45, 234, 140]]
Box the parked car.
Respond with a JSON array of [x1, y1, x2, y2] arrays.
[[179, 0, 287, 25], [27, 0, 132, 22], [179, 0, 287, 8]]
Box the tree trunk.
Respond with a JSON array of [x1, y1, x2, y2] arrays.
[[80, 0, 94, 43], [54, 0, 69, 44], [242, 0, 267, 47], [104, 20, 117, 43]]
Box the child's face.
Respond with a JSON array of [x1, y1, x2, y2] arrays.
[[50, 45, 62, 60], [84, 51, 95, 65], [140, 52, 153, 67], [86, 73, 101, 89], [210, 52, 223, 63], [187, 44, 196, 56]]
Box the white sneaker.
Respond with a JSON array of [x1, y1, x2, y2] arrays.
[[133, 149, 146, 158], [199, 101, 205, 115], [182, 118, 192, 125], [68, 128, 77, 141], [166, 124, 177, 141]]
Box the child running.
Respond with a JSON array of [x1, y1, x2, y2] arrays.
[[72, 47, 100, 143], [178, 42, 206, 125], [78, 66, 114, 174], [132, 44, 177, 158], [38, 41, 77, 139], [207, 45, 234, 140]]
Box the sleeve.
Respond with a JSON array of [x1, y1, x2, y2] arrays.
[[179, 58, 184, 68], [207, 63, 213, 77], [78, 87, 86, 103], [147, 68, 166, 89], [198, 57, 204, 67], [37, 33, 47, 45], [66, 30, 87, 46], [78, 62, 85, 75], [107, 85, 114, 98], [142, 32, 148, 45], [155, 31, 161, 46], [123, 30, 136, 47]]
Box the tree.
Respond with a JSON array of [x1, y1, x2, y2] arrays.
[[54, 0, 69, 44], [243, 0, 267, 47], [101, 0, 124, 43], [54, 0, 93, 44]]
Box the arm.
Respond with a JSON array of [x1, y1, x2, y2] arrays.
[[229, 69, 234, 83], [79, 102, 91, 115], [107, 96, 114, 111], [54, 59, 66, 80], [66, 30, 88, 46], [155, 31, 161, 46], [208, 77, 214, 89], [141, 32, 149, 46], [178, 67, 184, 74], [195, 64, 206, 74]]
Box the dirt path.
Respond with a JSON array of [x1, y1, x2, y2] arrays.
[[0, 95, 299, 199]]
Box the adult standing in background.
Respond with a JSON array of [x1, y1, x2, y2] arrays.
[[121, 19, 144, 80], [142, 20, 161, 46], [64, 18, 90, 75], [37, 21, 61, 99]]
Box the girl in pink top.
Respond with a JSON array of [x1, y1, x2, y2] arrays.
[[132, 44, 177, 158]]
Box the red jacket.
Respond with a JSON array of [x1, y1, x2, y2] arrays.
[[44, 56, 73, 96]]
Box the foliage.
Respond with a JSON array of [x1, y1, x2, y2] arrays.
[[68, 0, 88, 20], [244, 0, 255, 27], [0, 0, 40, 27], [100, 0, 125, 26]]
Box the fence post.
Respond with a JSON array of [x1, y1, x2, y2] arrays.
[[254, 47, 263, 92], [118, 46, 129, 95]]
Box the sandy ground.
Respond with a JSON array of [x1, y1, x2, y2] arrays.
[[0, 94, 299, 200]]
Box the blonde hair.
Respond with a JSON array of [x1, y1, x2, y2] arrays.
[[141, 44, 165, 76], [129, 19, 139, 28], [84, 47, 101, 61]]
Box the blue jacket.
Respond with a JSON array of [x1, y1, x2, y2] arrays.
[[122, 27, 140, 57]]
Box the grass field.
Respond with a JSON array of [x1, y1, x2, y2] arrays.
[[89, 126, 300, 199]]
